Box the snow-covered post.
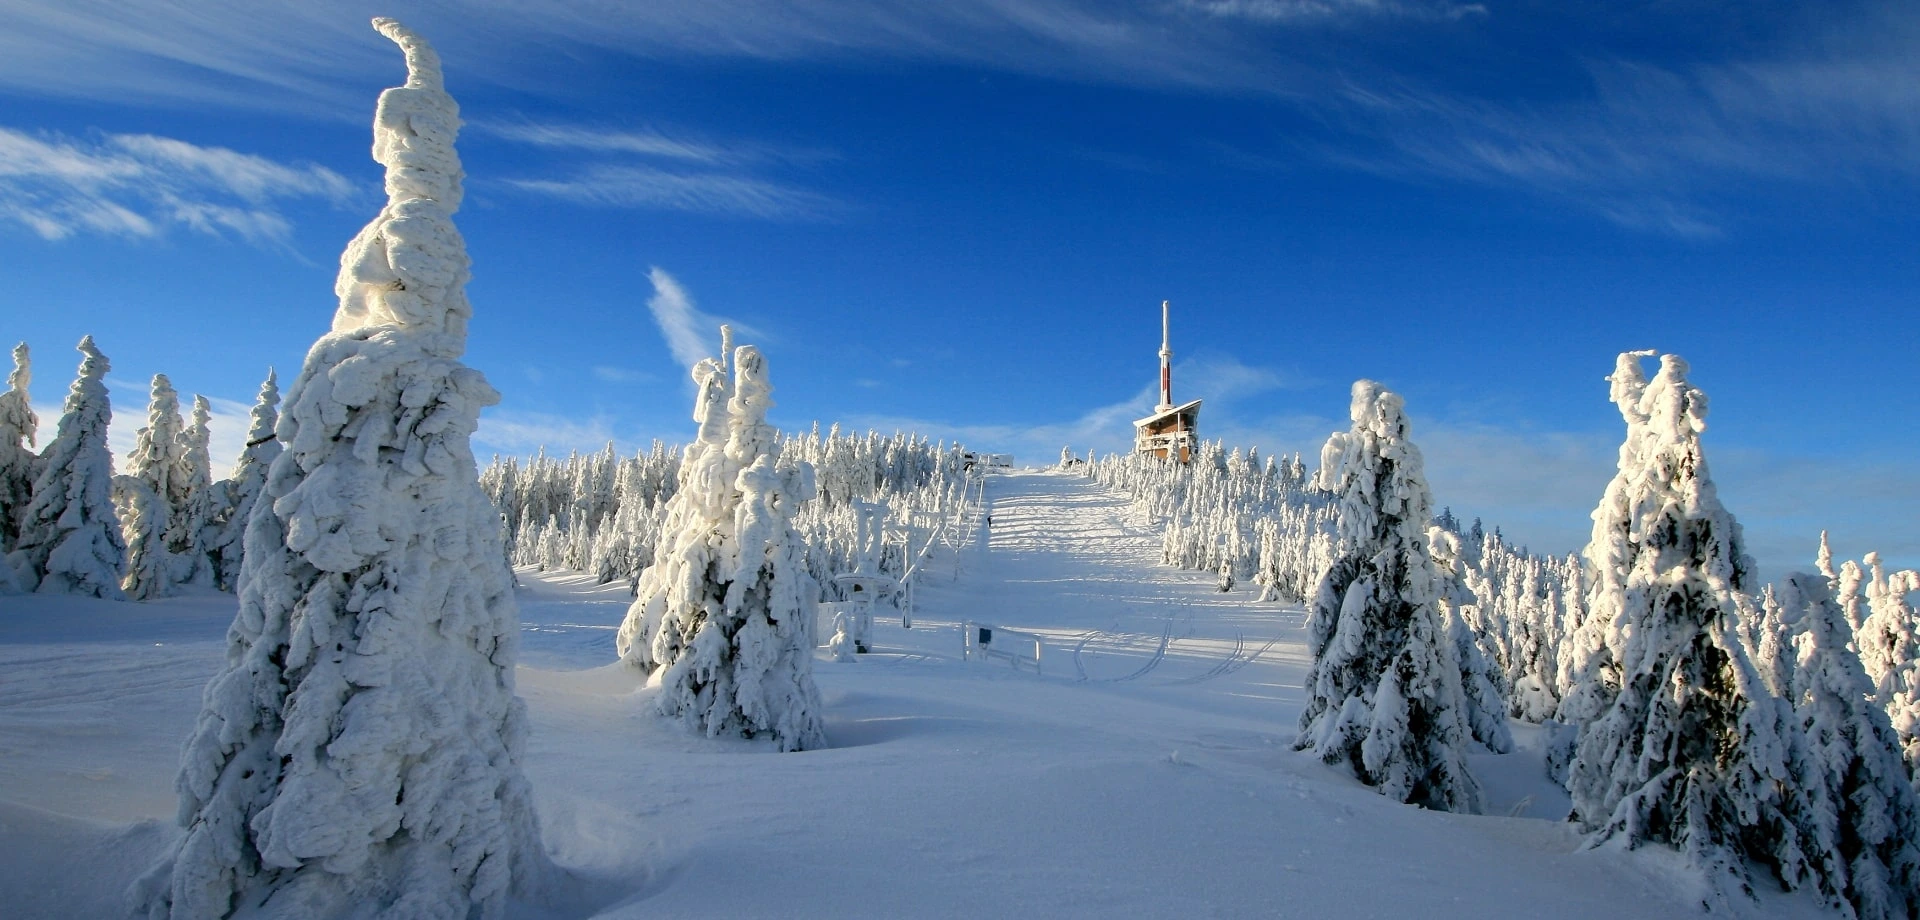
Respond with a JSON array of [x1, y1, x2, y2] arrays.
[[10, 336, 124, 599], [137, 20, 548, 919], [206, 370, 281, 591], [1294, 380, 1484, 813], [1561, 352, 1801, 902]]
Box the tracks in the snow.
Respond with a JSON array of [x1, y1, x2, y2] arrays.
[[1070, 619, 1274, 686]]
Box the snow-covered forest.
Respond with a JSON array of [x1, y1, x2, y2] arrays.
[[4, 16, 1920, 920]]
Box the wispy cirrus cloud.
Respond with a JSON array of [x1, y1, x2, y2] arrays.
[[1180, 0, 1484, 25], [0, 126, 356, 244], [1307, 10, 1920, 237], [645, 267, 763, 373], [505, 164, 837, 220]]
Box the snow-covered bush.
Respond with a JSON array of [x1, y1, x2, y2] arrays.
[[138, 20, 547, 919], [1293, 380, 1484, 813], [10, 336, 124, 599]]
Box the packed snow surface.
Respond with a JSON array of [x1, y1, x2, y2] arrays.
[[0, 469, 1838, 918]]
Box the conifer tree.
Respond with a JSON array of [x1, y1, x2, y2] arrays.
[[11, 336, 124, 599], [1295, 380, 1483, 813], [1563, 352, 1802, 903], [1785, 571, 1920, 920], [619, 340, 827, 751], [119, 375, 187, 598], [0, 342, 35, 555], [171, 394, 217, 587], [206, 370, 280, 591], [139, 21, 547, 918]]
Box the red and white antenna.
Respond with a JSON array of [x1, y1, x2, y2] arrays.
[[1156, 299, 1173, 412]]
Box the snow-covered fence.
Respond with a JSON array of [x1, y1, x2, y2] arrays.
[[962, 621, 1043, 674]]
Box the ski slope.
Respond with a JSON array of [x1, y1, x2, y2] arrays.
[[0, 468, 1831, 918]]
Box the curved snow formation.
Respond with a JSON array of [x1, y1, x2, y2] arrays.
[[139, 20, 547, 920], [332, 17, 470, 352]]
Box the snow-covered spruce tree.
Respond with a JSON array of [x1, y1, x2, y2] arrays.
[[116, 474, 174, 601], [171, 394, 217, 588], [206, 370, 281, 591], [617, 342, 735, 675], [1430, 526, 1515, 753], [0, 342, 35, 554], [137, 20, 547, 919], [619, 342, 827, 751], [1784, 571, 1920, 920], [119, 374, 187, 598], [10, 336, 124, 599], [1294, 380, 1484, 813], [1563, 352, 1803, 902]]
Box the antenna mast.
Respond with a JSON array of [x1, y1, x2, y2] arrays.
[[1156, 299, 1173, 412]]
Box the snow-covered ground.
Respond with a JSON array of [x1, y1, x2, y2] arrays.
[[0, 469, 1834, 918]]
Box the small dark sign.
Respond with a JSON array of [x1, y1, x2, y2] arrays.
[[978, 627, 992, 645]]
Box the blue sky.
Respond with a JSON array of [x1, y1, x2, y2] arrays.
[[1, 0, 1915, 578]]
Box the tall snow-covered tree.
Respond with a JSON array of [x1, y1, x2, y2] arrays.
[[618, 339, 735, 675], [116, 473, 174, 602], [138, 21, 548, 919], [119, 375, 187, 599], [1784, 571, 1920, 920], [1563, 352, 1802, 903], [618, 339, 827, 751], [10, 336, 124, 599], [206, 370, 281, 592], [0, 342, 35, 592], [0, 342, 35, 554], [171, 394, 217, 588], [1294, 380, 1483, 813]]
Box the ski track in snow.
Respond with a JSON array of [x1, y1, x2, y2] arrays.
[[0, 468, 1838, 919]]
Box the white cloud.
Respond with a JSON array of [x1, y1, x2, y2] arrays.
[[505, 164, 836, 220], [1181, 0, 1485, 24], [645, 268, 763, 373], [0, 126, 355, 244]]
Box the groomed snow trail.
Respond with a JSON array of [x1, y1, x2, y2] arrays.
[[920, 468, 1306, 687]]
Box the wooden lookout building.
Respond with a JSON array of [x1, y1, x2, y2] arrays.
[[1133, 299, 1201, 462]]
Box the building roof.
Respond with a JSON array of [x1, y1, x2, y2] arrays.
[[1132, 398, 1203, 429]]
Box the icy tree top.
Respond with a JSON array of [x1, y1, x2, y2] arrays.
[[331, 18, 471, 353], [7, 342, 26, 396]]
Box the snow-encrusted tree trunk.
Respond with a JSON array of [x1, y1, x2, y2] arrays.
[[1785, 571, 1920, 920], [10, 336, 124, 599], [207, 370, 281, 591], [137, 20, 547, 920], [620, 342, 827, 752], [171, 394, 217, 588], [1563, 352, 1802, 903], [1294, 380, 1483, 813]]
